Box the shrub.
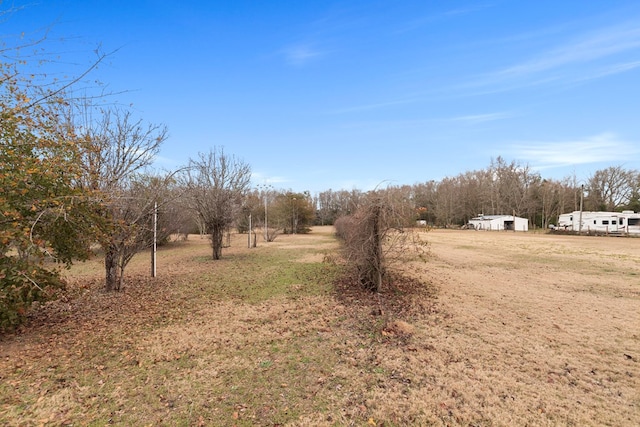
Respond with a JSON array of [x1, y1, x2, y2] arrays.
[[335, 192, 428, 293], [0, 257, 65, 332]]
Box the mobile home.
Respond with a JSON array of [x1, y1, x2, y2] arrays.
[[555, 210, 640, 235]]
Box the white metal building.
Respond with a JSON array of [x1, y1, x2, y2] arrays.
[[468, 214, 529, 231]]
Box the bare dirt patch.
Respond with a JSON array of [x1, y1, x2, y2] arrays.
[[0, 228, 638, 426]]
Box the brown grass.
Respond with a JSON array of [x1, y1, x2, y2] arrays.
[[0, 227, 638, 426]]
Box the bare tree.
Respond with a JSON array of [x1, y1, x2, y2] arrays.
[[75, 107, 168, 291], [412, 180, 438, 225], [433, 177, 459, 227], [100, 177, 159, 291], [185, 148, 251, 260], [625, 172, 640, 212], [586, 166, 636, 211], [269, 191, 315, 234], [262, 187, 282, 242], [316, 189, 337, 226], [155, 180, 195, 242]]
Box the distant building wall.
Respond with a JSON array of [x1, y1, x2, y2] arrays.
[[468, 215, 529, 231]]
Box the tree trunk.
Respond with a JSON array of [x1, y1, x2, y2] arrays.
[[211, 225, 223, 260], [104, 247, 120, 291], [118, 262, 126, 291], [371, 203, 382, 292]]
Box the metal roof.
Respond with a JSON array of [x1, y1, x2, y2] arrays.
[[470, 215, 522, 221]]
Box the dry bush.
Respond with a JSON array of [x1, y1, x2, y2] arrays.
[[335, 191, 428, 292]]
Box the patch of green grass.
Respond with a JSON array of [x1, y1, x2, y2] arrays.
[[188, 249, 343, 303], [259, 359, 273, 368], [1, 232, 358, 426]]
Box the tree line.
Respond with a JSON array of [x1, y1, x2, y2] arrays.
[[315, 158, 640, 229]]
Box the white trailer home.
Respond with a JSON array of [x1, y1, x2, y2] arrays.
[[555, 210, 640, 235], [468, 214, 529, 231]]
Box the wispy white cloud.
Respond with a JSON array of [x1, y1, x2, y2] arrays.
[[280, 43, 325, 66], [251, 172, 289, 185], [573, 60, 640, 82], [397, 4, 494, 33], [469, 21, 640, 92], [499, 25, 640, 78], [449, 112, 514, 125], [338, 111, 512, 133], [152, 154, 180, 166], [442, 5, 493, 18], [327, 98, 417, 114], [510, 133, 639, 169], [275, 6, 370, 67]]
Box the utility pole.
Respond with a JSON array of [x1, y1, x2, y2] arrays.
[[259, 182, 272, 242], [151, 201, 157, 278], [578, 184, 584, 234], [248, 213, 252, 248], [291, 197, 297, 234]]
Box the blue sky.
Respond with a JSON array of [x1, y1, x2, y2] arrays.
[[4, 1, 640, 193]]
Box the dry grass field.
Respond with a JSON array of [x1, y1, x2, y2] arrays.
[[1, 227, 638, 426]]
